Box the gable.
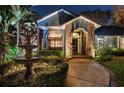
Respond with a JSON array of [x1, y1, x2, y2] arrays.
[[37, 9, 77, 26], [62, 15, 101, 29]]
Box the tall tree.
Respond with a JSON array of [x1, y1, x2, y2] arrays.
[[112, 5, 124, 27], [11, 5, 37, 56], [0, 5, 13, 61], [0, 5, 37, 58], [80, 9, 111, 25]]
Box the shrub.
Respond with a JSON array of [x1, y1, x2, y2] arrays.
[[35, 63, 69, 87], [0, 61, 13, 76], [39, 50, 64, 57], [111, 48, 124, 56], [0, 61, 13, 86], [4, 46, 17, 62], [42, 55, 64, 65], [95, 46, 112, 62], [39, 50, 64, 64]]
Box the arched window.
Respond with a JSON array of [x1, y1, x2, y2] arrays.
[[47, 30, 63, 50]]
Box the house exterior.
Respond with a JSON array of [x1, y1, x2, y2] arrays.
[[95, 25, 124, 49], [37, 9, 124, 59]]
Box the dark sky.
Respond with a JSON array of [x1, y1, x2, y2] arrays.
[[30, 5, 112, 17]]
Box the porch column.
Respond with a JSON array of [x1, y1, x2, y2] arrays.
[[86, 23, 95, 57], [43, 29, 48, 49], [61, 29, 66, 58], [65, 23, 73, 58], [117, 36, 120, 48]]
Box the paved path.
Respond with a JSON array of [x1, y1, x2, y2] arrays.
[[66, 58, 110, 87]]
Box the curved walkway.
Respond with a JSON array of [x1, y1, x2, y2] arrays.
[[66, 58, 110, 87]]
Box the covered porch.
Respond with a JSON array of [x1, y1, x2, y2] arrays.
[[65, 16, 100, 58]]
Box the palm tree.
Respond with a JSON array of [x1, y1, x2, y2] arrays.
[[10, 5, 37, 56], [0, 5, 37, 57]]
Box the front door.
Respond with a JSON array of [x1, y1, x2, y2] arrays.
[[72, 38, 78, 54]]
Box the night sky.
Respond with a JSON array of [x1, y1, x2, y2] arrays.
[[30, 5, 112, 17]]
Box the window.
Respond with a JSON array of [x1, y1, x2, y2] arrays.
[[47, 30, 63, 50], [120, 37, 124, 49], [106, 36, 117, 48], [96, 36, 104, 48], [48, 37, 62, 50]]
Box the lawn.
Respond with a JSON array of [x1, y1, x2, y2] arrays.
[[103, 58, 124, 86]]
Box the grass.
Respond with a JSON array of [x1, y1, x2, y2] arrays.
[[103, 58, 124, 86]]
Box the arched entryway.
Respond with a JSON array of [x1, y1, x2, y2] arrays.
[[47, 30, 63, 50], [72, 28, 88, 55]]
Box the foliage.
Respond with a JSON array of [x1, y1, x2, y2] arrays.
[[81, 8, 111, 25], [0, 39, 5, 61], [0, 5, 38, 86], [39, 50, 64, 57], [0, 62, 68, 87], [103, 61, 124, 86], [42, 56, 64, 65], [39, 50, 64, 64], [35, 63, 69, 87], [0, 5, 37, 58], [10, 5, 37, 56], [0, 6, 13, 61], [0, 60, 13, 87], [0, 61, 12, 76], [112, 6, 124, 27], [4, 46, 17, 62], [0, 6, 13, 33], [95, 46, 112, 62], [111, 48, 124, 56]]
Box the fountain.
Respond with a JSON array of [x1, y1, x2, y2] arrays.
[[13, 23, 40, 80]]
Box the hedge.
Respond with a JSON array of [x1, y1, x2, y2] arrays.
[[111, 48, 124, 56], [38, 50, 64, 57]]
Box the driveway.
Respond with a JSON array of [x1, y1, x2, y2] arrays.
[[66, 58, 110, 87]]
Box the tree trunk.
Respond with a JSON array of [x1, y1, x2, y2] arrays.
[[16, 22, 20, 56]]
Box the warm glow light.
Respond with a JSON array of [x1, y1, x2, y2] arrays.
[[48, 30, 63, 48], [73, 33, 79, 38], [97, 37, 103, 41], [120, 38, 124, 49]]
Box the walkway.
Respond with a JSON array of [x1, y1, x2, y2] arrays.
[[66, 58, 110, 87]]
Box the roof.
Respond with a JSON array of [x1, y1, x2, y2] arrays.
[[37, 9, 77, 26], [95, 25, 124, 36], [80, 15, 103, 25], [80, 11, 111, 25], [61, 15, 101, 28]]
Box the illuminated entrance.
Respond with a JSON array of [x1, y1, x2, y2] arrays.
[[72, 28, 87, 55]]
